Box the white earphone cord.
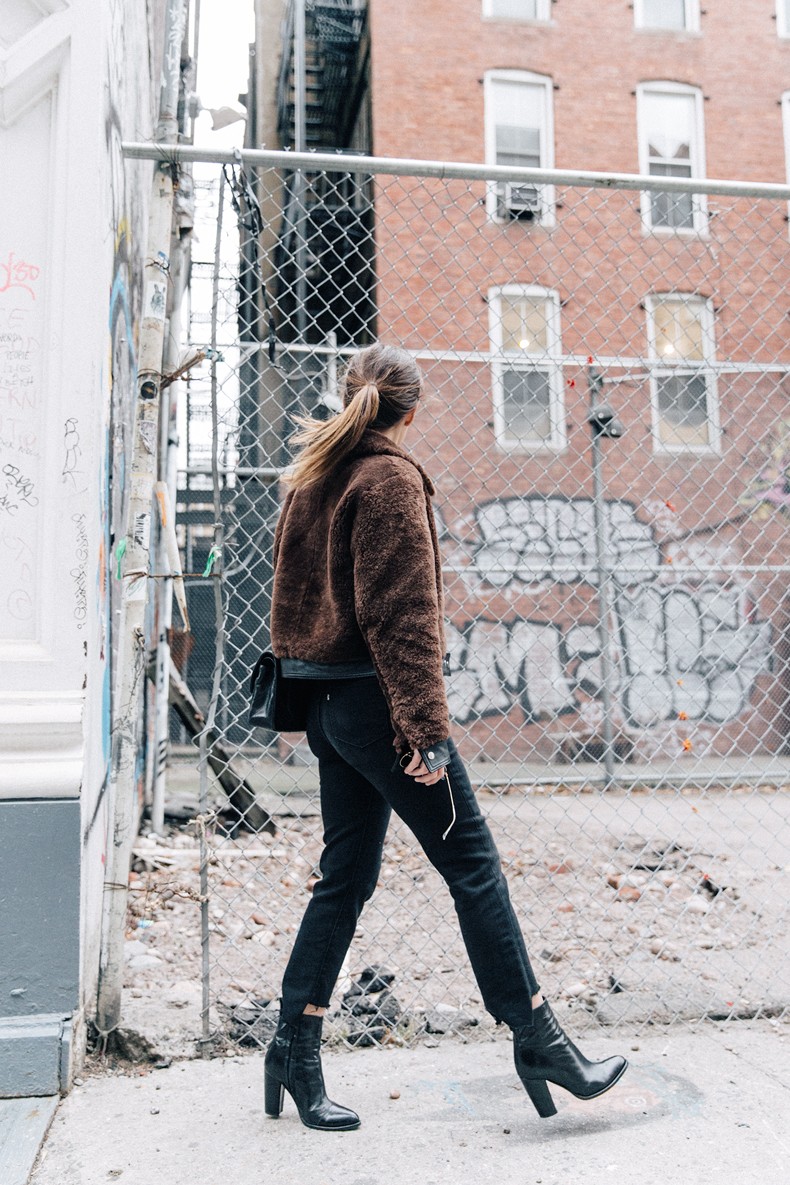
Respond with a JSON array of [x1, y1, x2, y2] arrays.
[[441, 766, 456, 841]]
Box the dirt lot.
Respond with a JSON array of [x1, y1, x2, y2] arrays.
[[117, 773, 790, 1060]]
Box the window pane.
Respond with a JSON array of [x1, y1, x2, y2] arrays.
[[642, 91, 696, 158], [648, 144, 690, 162], [499, 294, 549, 353], [491, 79, 545, 167], [656, 373, 710, 447], [642, 90, 698, 229], [653, 299, 704, 361], [502, 368, 552, 441], [495, 124, 540, 168], [648, 159, 693, 227], [641, 0, 687, 29], [650, 187, 694, 229], [490, 0, 539, 17]]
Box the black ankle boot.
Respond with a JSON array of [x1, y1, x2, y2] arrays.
[[264, 1014, 360, 1131], [513, 1000, 628, 1118]]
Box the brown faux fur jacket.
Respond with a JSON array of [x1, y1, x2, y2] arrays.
[[269, 426, 451, 753]]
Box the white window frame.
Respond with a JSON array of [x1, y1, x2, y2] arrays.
[[488, 285, 566, 452], [484, 69, 555, 227], [482, 0, 551, 21], [634, 0, 700, 33], [645, 293, 720, 455], [777, 0, 790, 39], [636, 81, 707, 235]]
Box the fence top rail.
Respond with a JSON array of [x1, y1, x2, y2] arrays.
[[121, 141, 790, 200]]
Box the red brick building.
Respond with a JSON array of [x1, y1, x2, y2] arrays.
[[370, 0, 789, 179], [258, 0, 790, 769]]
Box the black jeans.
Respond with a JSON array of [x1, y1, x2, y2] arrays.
[[278, 674, 540, 1029]]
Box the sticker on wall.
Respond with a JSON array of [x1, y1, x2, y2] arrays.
[[133, 510, 150, 553], [127, 575, 147, 602], [143, 279, 167, 322], [138, 419, 157, 455]]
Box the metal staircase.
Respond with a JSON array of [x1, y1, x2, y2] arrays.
[[276, 0, 367, 151]]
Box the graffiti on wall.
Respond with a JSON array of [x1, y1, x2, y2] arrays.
[[441, 496, 772, 730], [471, 496, 659, 587], [104, 161, 139, 770], [0, 257, 41, 642], [446, 617, 597, 724], [616, 583, 770, 727], [0, 252, 40, 301], [739, 419, 790, 518]]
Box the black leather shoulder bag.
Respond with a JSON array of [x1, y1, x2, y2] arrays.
[[248, 651, 310, 731]]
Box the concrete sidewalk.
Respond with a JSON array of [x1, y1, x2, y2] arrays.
[[29, 1020, 790, 1185]]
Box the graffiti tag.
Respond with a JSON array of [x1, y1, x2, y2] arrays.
[[617, 583, 771, 726], [0, 252, 40, 300], [62, 417, 86, 490], [1, 463, 38, 514], [473, 496, 659, 587], [446, 582, 770, 729]]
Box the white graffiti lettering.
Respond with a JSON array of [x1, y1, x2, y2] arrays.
[[617, 584, 772, 727], [445, 589, 770, 728], [473, 496, 659, 587]]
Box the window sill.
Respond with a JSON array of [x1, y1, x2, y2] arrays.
[[633, 26, 701, 37], [652, 443, 722, 458], [488, 211, 556, 230], [495, 438, 567, 454], [481, 18, 555, 28], [642, 223, 709, 240]]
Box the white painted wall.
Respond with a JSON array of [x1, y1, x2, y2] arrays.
[[0, 0, 164, 1082]]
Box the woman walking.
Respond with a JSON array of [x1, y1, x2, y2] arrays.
[[264, 343, 627, 1130]]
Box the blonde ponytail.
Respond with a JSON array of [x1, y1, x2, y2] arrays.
[[283, 381, 380, 490], [282, 343, 423, 491]]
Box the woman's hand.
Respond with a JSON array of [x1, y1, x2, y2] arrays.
[[402, 750, 447, 786]]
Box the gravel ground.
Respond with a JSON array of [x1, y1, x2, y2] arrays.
[[115, 775, 790, 1062]]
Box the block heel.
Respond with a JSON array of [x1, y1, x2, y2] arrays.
[[264, 1071, 285, 1118], [264, 1015, 360, 1131], [523, 1077, 557, 1118], [513, 1000, 628, 1120]]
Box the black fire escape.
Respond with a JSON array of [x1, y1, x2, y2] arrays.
[[274, 0, 376, 462], [213, 3, 375, 748], [277, 0, 369, 151]]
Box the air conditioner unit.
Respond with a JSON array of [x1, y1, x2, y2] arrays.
[[501, 182, 541, 218]]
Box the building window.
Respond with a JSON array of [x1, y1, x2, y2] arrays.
[[483, 0, 551, 20], [778, 1, 790, 39], [646, 295, 719, 453], [637, 82, 706, 233], [484, 70, 554, 225], [489, 286, 565, 449], [634, 0, 699, 32]]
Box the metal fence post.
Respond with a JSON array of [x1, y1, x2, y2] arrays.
[[196, 175, 226, 1054], [587, 366, 625, 789]]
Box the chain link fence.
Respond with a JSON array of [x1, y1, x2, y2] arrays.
[[163, 148, 790, 1050]]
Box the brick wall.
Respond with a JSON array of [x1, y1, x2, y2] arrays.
[[370, 0, 789, 179], [365, 1, 790, 762]]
